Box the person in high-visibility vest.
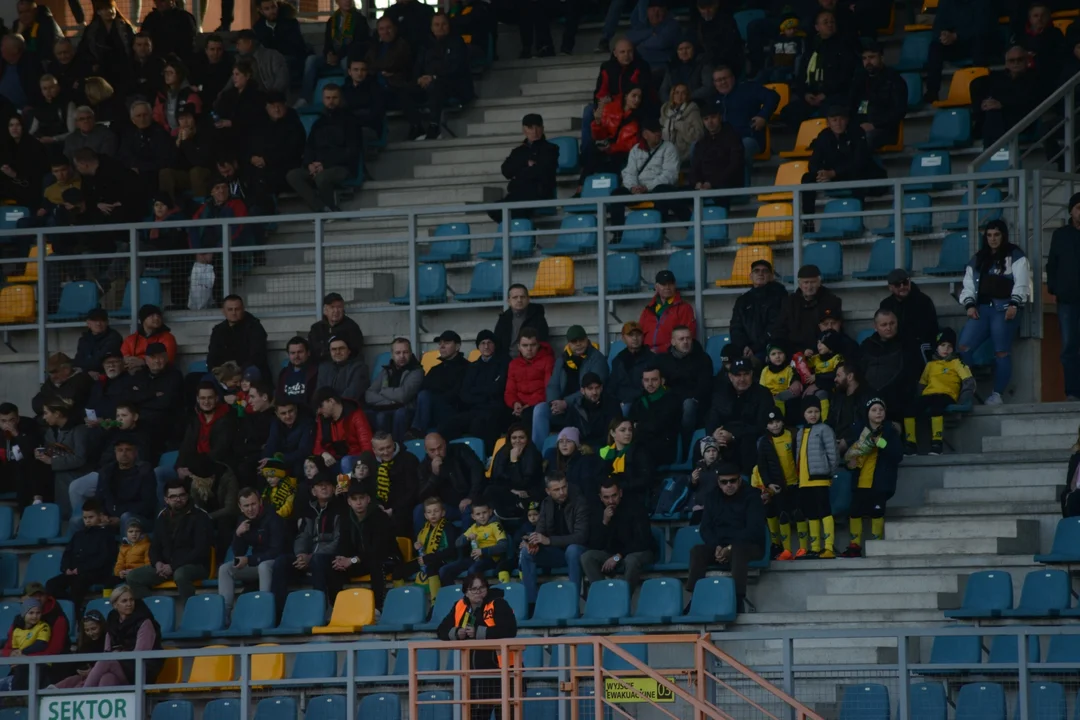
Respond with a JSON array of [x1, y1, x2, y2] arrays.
[[437, 572, 518, 720]]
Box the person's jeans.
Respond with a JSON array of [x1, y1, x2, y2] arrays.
[[1059, 301, 1080, 398], [301, 55, 350, 103], [581, 104, 595, 150], [217, 559, 276, 610], [518, 543, 586, 603], [286, 166, 350, 213], [531, 402, 563, 447], [366, 408, 415, 443], [602, 0, 628, 41], [412, 390, 457, 434], [958, 300, 1018, 394]]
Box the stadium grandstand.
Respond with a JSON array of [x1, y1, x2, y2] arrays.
[[2, 0, 1080, 718]]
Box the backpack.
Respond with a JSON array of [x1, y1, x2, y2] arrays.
[[653, 475, 691, 517]]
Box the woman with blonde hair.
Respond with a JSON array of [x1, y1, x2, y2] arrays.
[[82, 76, 124, 129], [660, 82, 703, 162], [83, 585, 163, 687]]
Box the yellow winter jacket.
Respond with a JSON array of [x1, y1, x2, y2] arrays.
[[919, 356, 973, 402]]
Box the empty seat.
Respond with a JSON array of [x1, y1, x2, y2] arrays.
[[0, 285, 35, 324], [675, 577, 737, 623], [0, 503, 61, 546], [552, 137, 580, 174], [455, 261, 503, 302], [115, 278, 164, 319], [569, 580, 631, 626], [531, 257, 575, 297], [289, 650, 337, 679], [733, 8, 764, 38], [668, 250, 698, 290], [902, 72, 924, 109], [542, 215, 598, 256], [794, 242, 843, 282], [219, 591, 276, 636], [1037, 517, 1080, 565], [675, 206, 729, 248], [907, 152, 952, 191], [48, 281, 99, 321], [1015, 683, 1067, 720], [365, 585, 428, 632], [955, 683, 1006, 720], [838, 684, 889, 720], [450, 437, 485, 462], [923, 232, 969, 275], [416, 691, 453, 720], [943, 188, 1004, 231], [809, 200, 865, 241], [0, 554, 16, 594], [491, 582, 528, 619], [405, 438, 426, 460], [518, 582, 580, 627], [0, 507, 10, 543], [421, 223, 471, 262], [583, 253, 641, 294], [251, 644, 285, 682], [896, 32, 933, 71], [145, 596, 177, 635], [607, 340, 626, 368], [780, 119, 827, 159], [152, 701, 194, 720], [576, 173, 619, 208], [853, 237, 912, 280], [15, 551, 61, 591], [916, 110, 972, 149], [254, 698, 297, 720], [654, 526, 701, 572], [390, 264, 447, 305], [478, 220, 536, 259], [305, 696, 346, 720], [736, 204, 792, 245], [944, 570, 1014, 618], [1000, 569, 1071, 617], [934, 67, 989, 107], [618, 210, 664, 250], [6, 244, 51, 283], [927, 635, 982, 671], [620, 577, 682, 624], [909, 682, 947, 720], [273, 590, 327, 634], [704, 335, 731, 374], [166, 594, 224, 639], [358, 694, 401, 720], [0, 206, 29, 229], [312, 589, 375, 633], [185, 644, 234, 687], [880, 193, 933, 235], [987, 634, 1040, 665], [392, 646, 437, 678], [1046, 635, 1080, 663], [203, 700, 241, 720], [758, 162, 808, 201]]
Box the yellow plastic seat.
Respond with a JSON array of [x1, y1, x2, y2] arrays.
[[737, 204, 794, 245], [312, 589, 375, 634], [758, 162, 807, 201], [779, 120, 827, 159], [877, 121, 905, 153], [467, 348, 480, 361], [251, 644, 285, 685], [7, 244, 53, 282], [716, 246, 775, 287], [0, 285, 35, 324], [934, 67, 989, 108], [148, 657, 183, 693], [878, 3, 896, 34], [180, 645, 234, 691], [531, 257, 575, 297], [1054, 9, 1079, 18], [1054, 17, 1074, 32], [421, 349, 441, 373], [764, 83, 789, 120], [486, 436, 506, 477]]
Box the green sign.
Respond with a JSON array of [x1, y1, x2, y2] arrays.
[[41, 693, 139, 720]]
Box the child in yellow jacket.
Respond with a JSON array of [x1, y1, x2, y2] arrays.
[[759, 344, 803, 420], [114, 518, 151, 579], [260, 456, 297, 518], [904, 328, 974, 456], [801, 330, 844, 420], [0, 599, 51, 690]]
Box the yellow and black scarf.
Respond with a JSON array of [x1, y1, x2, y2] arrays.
[[415, 518, 447, 582], [376, 460, 392, 502]]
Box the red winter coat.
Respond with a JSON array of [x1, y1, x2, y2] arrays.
[[638, 291, 698, 354], [313, 399, 372, 458], [504, 342, 555, 408], [592, 102, 641, 155]]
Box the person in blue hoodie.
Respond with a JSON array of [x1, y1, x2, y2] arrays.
[[625, 0, 682, 80]]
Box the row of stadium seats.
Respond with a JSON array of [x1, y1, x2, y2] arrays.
[[836, 681, 1080, 720], [0, 276, 166, 326], [945, 569, 1080, 620], [927, 633, 1080, 668]]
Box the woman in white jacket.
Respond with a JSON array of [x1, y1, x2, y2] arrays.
[[609, 116, 685, 234], [660, 83, 703, 162], [957, 219, 1031, 405]]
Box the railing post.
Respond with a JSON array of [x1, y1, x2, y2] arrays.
[[221, 219, 232, 298], [1031, 171, 1044, 342], [967, 178, 978, 243], [692, 195, 704, 343], [35, 231, 47, 376], [128, 227, 139, 334], [782, 637, 794, 720], [1066, 96, 1076, 174], [596, 199, 608, 347], [1018, 631, 1030, 720], [133, 654, 145, 720], [408, 645, 419, 720], [239, 650, 250, 720], [28, 661, 39, 720], [314, 217, 325, 319], [791, 191, 803, 272], [408, 212, 419, 350], [501, 208, 512, 299], [591, 640, 603, 720], [892, 183, 903, 268], [346, 643, 356, 720], [501, 642, 511, 720], [896, 633, 909, 720]]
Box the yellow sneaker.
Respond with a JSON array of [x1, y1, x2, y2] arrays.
[[819, 548, 836, 559]]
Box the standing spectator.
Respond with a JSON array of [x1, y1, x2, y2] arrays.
[[859, 309, 921, 420], [340, 59, 386, 157], [688, 104, 745, 201], [33, 353, 95, 417], [287, 84, 359, 213], [660, 83, 703, 162], [416, 432, 486, 526], [129, 34, 165, 101], [608, 322, 651, 411], [565, 373, 622, 450], [706, 359, 774, 474], [626, 0, 681, 74], [401, 13, 473, 142], [758, 13, 807, 83], [73, 308, 123, 377], [793, 397, 837, 558], [253, 0, 309, 84], [488, 423, 544, 520], [271, 474, 342, 615], [384, 0, 435, 49], [609, 116, 684, 231], [449, 0, 496, 65], [0, 115, 47, 209], [126, 479, 212, 601], [517, 472, 589, 606], [120, 304, 177, 371], [700, 67, 779, 162], [593, 39, 653, 110], [315, 336, 369, 403], [489, 113, 559, 222], [923, 0, 1000, 104], [1048, 192, 1080, 400], [412, 331, 468, 436], [534, 326, 607, 446], [730, 259, 786, 362], [321, 480, 397, 612], [628, 365, 681, 468], [177, 381, 238, 469], [799, 106, 884, 220], [691, 0, 743, 79], [302, 0, 369, 106], [140, 0, 196, 65], [75, 0, 135, 93], [190, 35, 232, 107], [971, 46, 1041, 146], [1014, 2, 1069, 101], [214, 58, 268, 159], [580, 478, 654, 592], [152, 58, 201, 137], [660, 40, 708, 101], [657, 326, 713, 436], [878, 269, 939, 364], [0, 34, 43, 111], [777, 265, 842, 356], [438, 331, 509, 449], [782, 11, 858, 127], [365, 338, 423, 440], [848, 40, 907, 151], [685, 462, 765, 613], [207, 295, 270, 381], [313, 386, 373, 470], [29, 74, 75, 146], [364, 16, 413, 97], [309, 294, 365, 363], [36, 401, 90, 517], [12, 1, 60, 72], [217, 488, 284, 616], [232, 32, 288, 95], [46, 39, 84, 101], [45, 499, 118, 609], [277, 336, 319, 408], [494, 284, 550, 357], [957, 221, 1031, 405], [639, 270, 697, 354], [265, 396, 315, 480], [841, 397, 903, 556], [249, 91, 306, 197], [117, 100, 173, 189]]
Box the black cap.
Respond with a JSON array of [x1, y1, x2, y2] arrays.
[[886, 268, 910, 285], [750, 259, 773, 271], [145, 342, 168, 356], [861, 37, 883, 54], [937, 327, 957, 346], [187, 454, 217, 479], [730, 359, 752, 374], [152, 191, 174, 208], [236, 29, 257, 40], [102, 349, 124, 361], [803, 396, 821, 413], [436, 330, 461, 344], [719, 343, 736, 362], [818, 330, 842, 353], [347, 479, 374, 497], [765, 408, 784, 424], [655, 270, 676, 285], [825, 105, 849, 118], [1070, 192, 1080, 212], [87, 307, 108, 321], [476, 329, 495, 347], [323, 292, 344, 305], [209, 174, 230, 188], [580, 372, 603, 388], [818, 300, 842, 323], [714, 461, 741, 477], [640, 116, 662, 133], [522, 113, 543, 127], [311, 470, 336, 487], [648, 0, 668, 6], [265, 90, 287, 104], [866, 396, 886, 412], [797, 264, 821, 279], [138, 303, 163, 323]]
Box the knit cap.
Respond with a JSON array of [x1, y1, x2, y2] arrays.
[[557, 427, 581, 445], [866, 396, 887, 412], [22, 598, 41, 614], [818, 330, 842, 354], [936, 327, 957, 347], [803, 396, 821, 413]]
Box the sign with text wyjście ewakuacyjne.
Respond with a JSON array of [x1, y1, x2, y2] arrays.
[[41, 694, 139, 720]]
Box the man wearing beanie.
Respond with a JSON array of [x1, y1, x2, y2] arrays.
[[730, 259, 786, 361], [566, 372, 622, 449], [1048, 192, 1080, 400], [72, 307, 123, 377], [438, 330, 510, 450], [488, 114, 559, 224], [121, 304, 178, 371], [609, 115, 683, 233]]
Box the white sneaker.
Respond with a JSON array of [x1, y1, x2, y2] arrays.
[[985, 392, 1004, 405]]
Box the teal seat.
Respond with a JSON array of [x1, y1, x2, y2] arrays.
[[114, 278, 163, 319], [674, 576, 736, 623], [583, 253, 641, 294], [909, 682, 947, 720], [786, 242, 842, 282], [943, 570, 1013, 618], [987, 635, 1040, 665], [896, 32, 933, 71], [478, 219, 536, 259], [618, 210, 663, 250], [370, 351, 390, 383], [675, 206, 729, 248], [568, 579, 630, 626], [956, 683, 1005, 720], [17, 551, 61, 591], [569, 173, 618, 213], [0, 206, 29, 229], [305, 696, 346, 720], [0, 601, 19, 635], [405, 439, 426, 460], [853, 237, 912, 280], [901, 72, 924, 110], [734, 8, 764, 39], [923, 233, 969, 275], [456, 261, 503, 302], [358, 694, 401, 720], [354, 643, 390, 678], [152, 701, 194, 720], [704, 334, 731, 374], [1036, 517, 1080, 566], [365, 586, 428, 632], [879, 193, 933, 235], [187, 360, 208, 374], [518, 582, 580, 627], [272, 590, 327, 635], [668, 250, 698, 290], [1000, 569, 1071, 617], [218, 591, 276, 636], [491, 582, 528, 619], [415, 585, 463, 632], [0, 503, 61, 546], [1046, 635, 1080, 663], [166, 594, 224, 639], [390, 264, 447, 305], [416, 692, 452, 720], [552, 136, 580, 174], [943, 188, 1003, 231], [421, 223, 471, 262], [522, 688, 558, 720], [838, 685, 889, 720], [653, 526, 701, 572], [84, 597, 112, 619], [541, 215, 598, 255], [300, 75, 347, 114], [48, 281, 99, 321], [805, 199, 864, 240], [0, 507, 10, 542], [290, 651, 337, 679], [254, 698, 296, 720], [915, 109, 972, 149], [450, 436, 485, 461], [145, 596, 177, 636], [926, 635, 981, 674], [606, 340, 626, 369], [0, 554, 17, 594], [1014, 683, 1066, 720], [908, 152, 952, 191], [620, 577, 682, 625]]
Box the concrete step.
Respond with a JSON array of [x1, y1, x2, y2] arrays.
[[415, 160, 503, 179], [941, 463, 1065, 488], [536, 65, 597, 84], [823, 574, 960, 596], [373, 185, 504, 209], [982, 433, 1075, 453], [864, 535, 1039, 557], [761, 637, 898, 650], [927, 485, 1060, 504], [806, 592, 958, 612], [467, 116, 575, 136], [741, 646, 898, 667], [520, 80, 592, 97], [430, 145, 520, 165], [1000, 415, 1080, 436], [886, 518, 1040, 542], [483, 103, 589, 124]]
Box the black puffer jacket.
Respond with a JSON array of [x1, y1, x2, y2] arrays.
[[849, 66, 907, 133], [730, 281, 787, 357], [698, 481, 766, 549], [149, 502, 213, 568], [303, 107, 360, 176], [459, 354, 509, 410], [502, 137, 559, 199]]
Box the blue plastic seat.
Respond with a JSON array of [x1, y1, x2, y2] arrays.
[[15, 551, 59, 593], [1046, 635, 1080, 663], [57, 598, 76, 642], [704, 335, 731, 374], [1000, 569, 1071, 617], [366, 585, 428, 632], [0, 206, 29, 229], [620, 577, 683, 624], [927, 635, 982, 673], [145, 596, 176, 636], [455, 261, 503, 302], [542, 215, 598, 255], [305, 696, 346, 720], [943, 188, 1004, 231], [152, 701, 194, 720], [649, 526, 665, 564], [916, 109, 972, 149], [358, 694, 401, 720], [1015, 683, 1067, 720], [944, 570, 1014, 619], [663, 423, 703, 472], [0, 503, 61, 546], [909, 682, 947, 720], [902, 72, 924, 110], [568, 579, 630, 626], [923, 233, 969, 275], [114, 278, 163, 319], [290, 650, 337, 679], [975, 147, 1012, 177], [1037, 517, 1080, 565], [552, 136, 580, 174], [733, 8, 765, 38], [805, 199, 864, 240], [853, 237, 913, 280], [956, 683, 1006, 720], [652, 525, 700, 572], [896, 32, 933, 71], [583, 253, 641, 294], [301, 114, 318, 136], [84, 597, 112, 619], [254, 698, 296, 720], [218, 591, 276, 636], [571, 173, 619, 212], [838, 684, 889, 720], [675, 576, 737, 623], [0, 600, 20, 636], [0, 554, 16, 594], [391, 647, 437, 678], [606, 340, 626, 370], [479, 219, 536, 259], [577, 684, 613, 720], [787, 242, 842, 282], [186, 361, 208, 375], [987, 634, 1040, 665], [272, 590, 327, 634], [907, 152, 952, 191], [450, 437, 485, 462], [370, 352, 390, 383], [668, 250, 699, 290], [390, 264, 447, 305], [421, 223, 472, 262], [675, 206, 729, 248], [618, 210, 663, 250], [48, 281, 99, 321], [522, 687, 558, 720], [415, 585, 463, 632], [879, 194, 933, 235], [165, 594, 224, 639], [300, 75, 347, 113], [405, 438, 426, 460], [416, 691, 453, 720], [202, 701, 240, 720], [519, 581, 580, 627], [0, 507, 11, 542], [491, 582, 528, 620]]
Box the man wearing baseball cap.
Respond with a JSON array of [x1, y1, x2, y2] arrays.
[[608, 322, 651, 412], [488, 113, 559, 223], [609, 115, 683, 233], [32, 352, 95, 417], [879, 268, 940, 364], [705, 358, 775, 474], [127, 342, 184, 452], [639, 270, 697, 354], [1048, 191, 1080, 399], [534, 325, 608, 446], [121, 304, 178, 372], [730, 259, 786, 361], [309, 292, 365, 364], [410, 331, 469, 438], [438, 330, 510, 450], [72, 307, 123, 378]]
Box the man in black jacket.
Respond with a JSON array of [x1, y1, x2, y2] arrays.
[[776, 265, 842, 357], [96, 440, 157, 530], [686, 462, 765, 613], [249, 92, 306, 197], [126, 479, 213, 601], [0, 403, 47, 508], [581, 478, 654, 592], [608, 322, 651, 412], [12, 1, 60, 73], [971, 47, 1042, 145], [73, 308, 123, 377], [129, 34, 166, 101], [859, 308, 921, 421], [287, 84, 360, 212], [924, 0, 1001, 103], [829, 362, 875, 452], [782, 10, 858, 127], [488, 113, 559, 222], [321, 479, 398, 611], [416, 432, 486, 526], [341, 59, 386, 156], [178, 382, 239, 470], [691, 0, 743, 78], [140, 0, 197, 65], [657, 326, 714, 436], [438, 330, 510, 449], [402, 13, 473, 141], [688, 106, 745, 205], [706, 359, 774, 474], [235, 381, 277, 486], [1012, 2, 1069, 101], [45, 499, 118, 609], [567, 372, 622, 450], [73, 148, 147, 225], [206, 295, 270, 380], [118, 100, 173, 190], [494, 284, 550, 357], [1048, 191, 1080, 400], [217, 487, 284, 614], [384, 0, 435, 49], [411, 330, 469, 438], [315, 337, 369, 404], [518, 472, 589, 604], [253, 0, 308, 81], [629, 365, 682, 467], [308, 292, 365, 362], [361, 432, 420, 538], [271, 474, 342, 615], [799, 106, 884, 221], [32, 352, 95, 417], [190, 35, 232, 106], [879, 269, 939, 365], [126, 343, 183, 452], [848, 40, 907, 150], [730, 259, 786, 362]]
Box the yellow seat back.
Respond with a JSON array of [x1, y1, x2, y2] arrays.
[[486, 436, 507, 478], [0, 285, 35, 324], [531, 257, 575, 297], [187, 645, 234, 685], [764, 83, 789, 120], [6, 244, 53, 283], [251, 644, 285, 682], [737, 204, 794, 245], [312, 589, 375, 634], [421, 349, 441, 373], [716, 246, 775, 288], [934, 67, 989, 108], [780, 120, 827, 159], [467, 348, 481, 361], [758, 162, 807, 202]]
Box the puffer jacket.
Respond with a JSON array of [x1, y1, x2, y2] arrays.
[[366, 355, 423, 409], [505, 342, 555, 407], [535, 483, 590, 547], [313, 398, 373, 459], [960, 245, 1031, 308], [43, 421, 90, 489], [547, 344, 608, 402], [315, 356, 370, 403], [621, 139, 680, 191], [121, 325, 178, 364], [793, 423, 837, 482], [659, 102, 703, 162], [591, 101, 641, 155]]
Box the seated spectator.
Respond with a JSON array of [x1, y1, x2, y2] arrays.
[[278, 336, 319, 407], [609, 322, 651, 412], [687, 104, 745, 203], [660, 40, 708, 101], [29, 75, 75, 146], [488, 423, 544, 519], [158, 104, 212, 198], [83, 353, 136, 425], [706, 359, 774, 474], [214, 57, 268, 155], [657, 325, 713, 434], [323, 479, 398, 612], [488, 113, 558, 223], [449, 0, 495, 65], [799, 0, 859, 47], [412, 330, 467, 437], [33, 353, 95, 417], [365, 337, 423, 441], [316, 335, 369, 403], [593, 39, 653, 112], [189, 174, 250, 249], [628, 365, 680, 468], [972, 46, 1042, 146], [565, 373, 622, 451], [660, 83, 703, 163], [114, 523, 150, 580], [0, 403, 47, 510], [859, 308, 922, 420], [81, 585, 163, 688], [730, 259, 786, 362], [185, 454, 240, 561], [923, 0, 1000, 104], [63, 106, 117, 160], [416, 432, 486, 527], [140, 0, 196, 65], [125, 479, 212, 601], [364, 17, 413, 99], [640, 270, 698, 354], [439, 499, 507, 585], [253, 0, 308, 83], [504, 328, 554, 435], [75, 0, 135, 93], [0, 115, 47, 208], [691, 0, 743, 79], [265, 396, 315, 480], [384, 0, 435, 49], [302, 0, 369, 105], [518, 472, 588, 606], [152, 57, 201, 137], [46, 38, 85, 101], [73, 146, 146, 225], [45, 498, 118, 609], [117, 99, 172, 188], [799, 106, 884, 222], [404, 496, 461, 594], [270, 473, 341, 615], [12, 0, 60, 73], [583, 85, 644, 185], [190, 34, 232, 107], [73, 308, 123, 377], [609, 116, 683, 231], [129, 33, 165, 101], [23, 153, 79, 232], [759, 13, 807, 84], [685, 462, 765, 612], [141, 195, 189, 309], [82, 75, 125, 129], [248, 90, 306, 197], [313, 386, 373, 471], [217, 487, 284, 616], [92, 438, 157, 530], [361, 431, 419, 537], [849, 40, 907, 151], [287, 83, 359, 213], [904, 328, 973, 455], [700, 67, 779, 162], [547, 427, 602, 495], [126, 342, 183, 452], [627, 0, 680, 77], [216, 155, 273, 223], [0, 34, 43, 112], [829, 361, 874, 452], [178, 381, 238, 470], [581, 478, 653, 592], [259, 456, 297, 518], [309, 292, 365, 362], [402, 13, 473, 142], [494, 284, 549, 357], [0, 598, 55, 691], [235, 379, 276, 472], [340, 59, 386, 159], [880, 269, 939, 364], [782, 10, 858, 127], [598, 417, 655, 507], [2, 582, 68, 667], [121, 304, 177, 372], [49, 609, 107, 689], [438, 330, 509, 449], [208, 295, 270, 379], [534, 325, 608, 446], [231, 32, 288, 96], [777, 264, 842, 357]]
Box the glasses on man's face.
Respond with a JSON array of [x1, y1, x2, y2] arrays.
[[718, 478, 739, 486], [166, 492, 187, 501]]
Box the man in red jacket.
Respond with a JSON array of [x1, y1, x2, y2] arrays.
[[312, 386, 372, 473], [503, 328, 554, 440], [638, 270, 698, 353]]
